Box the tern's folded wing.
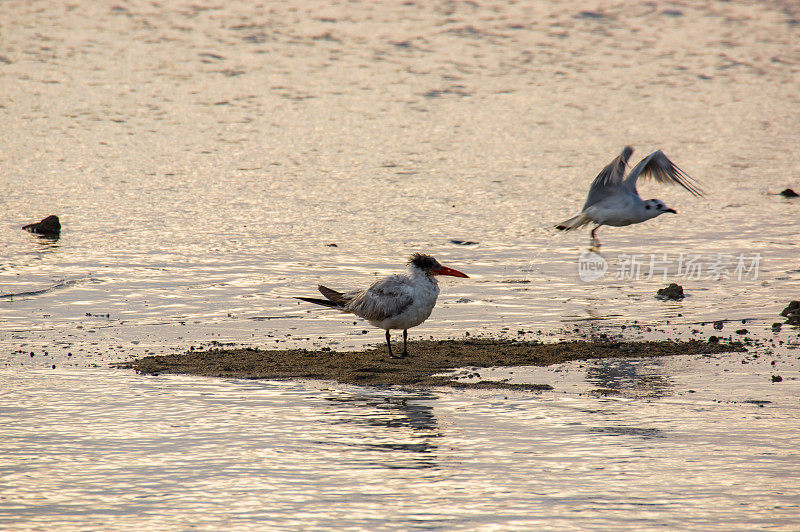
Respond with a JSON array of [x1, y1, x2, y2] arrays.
[[345, 275, 414, 322], [318, 285, 350, 304]]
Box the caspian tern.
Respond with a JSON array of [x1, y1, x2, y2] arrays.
[[297, 253, 469, 359], [555, 146, 703, 250]]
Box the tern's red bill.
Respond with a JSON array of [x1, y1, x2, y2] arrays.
[[430, 266, 469, 278]]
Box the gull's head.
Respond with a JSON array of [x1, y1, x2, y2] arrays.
[[644, 199, 677, 218], [408, 253, 469, 278]]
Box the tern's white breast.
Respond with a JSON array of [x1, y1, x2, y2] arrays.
[[371, 275, 440, 331]]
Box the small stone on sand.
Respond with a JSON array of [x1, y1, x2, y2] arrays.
[[656, 283, 684, 300], [780, 301, 800, 324]]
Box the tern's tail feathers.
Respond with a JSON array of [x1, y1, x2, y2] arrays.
[[555, 213, 591, 231], [318, 285, 348, 304], [296, 296, 344, 309]]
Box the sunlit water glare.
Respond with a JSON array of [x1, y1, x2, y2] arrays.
[[1, 1, 799, 529]]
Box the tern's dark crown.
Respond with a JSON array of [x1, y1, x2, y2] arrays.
[[408, 253, 441, 271]]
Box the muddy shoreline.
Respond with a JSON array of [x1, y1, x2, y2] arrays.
[[117, 339, 746, 389]]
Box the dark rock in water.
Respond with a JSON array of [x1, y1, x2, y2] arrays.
[[449, 239, 479, 246], [708, 335, 719, 343], [779, 188, 799, 198], [713, 320, 724, 330], [577, 10, 606, 19], [771, 375, 782, 383], [772, 322, 782, 330], [781, 301, 799, 316], [735, 328, 748, 335], [656, 283, 684, 300], [22, 215, 61, 235], [325, 243, 338, 247], [781, 300, 800, 324]]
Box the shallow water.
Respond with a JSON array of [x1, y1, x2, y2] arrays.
[[1, 0, 799, 529], [2, 357, 799, 531]]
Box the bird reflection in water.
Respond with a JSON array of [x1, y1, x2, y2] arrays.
[[321, 391, 440, 470], [587, 358, 673, 399], [585, 359, 672, 440]]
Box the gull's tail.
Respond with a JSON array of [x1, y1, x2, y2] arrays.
[[555, 213, 591, 231]]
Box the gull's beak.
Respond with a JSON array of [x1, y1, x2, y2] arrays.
[[664, 208, 677, 214], [431, 266, 470, 278]]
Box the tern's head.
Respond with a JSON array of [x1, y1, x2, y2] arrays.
[[644, 199, 677, 218], [408, 253, 469, 278]]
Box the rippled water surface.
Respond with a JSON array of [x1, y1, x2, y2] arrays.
[[3, 360, 799, 531], [1, 0, 799, 529]]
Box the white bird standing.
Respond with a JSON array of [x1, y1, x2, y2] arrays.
[[296, 253, 469, 359], [555, 146, 703, 250]]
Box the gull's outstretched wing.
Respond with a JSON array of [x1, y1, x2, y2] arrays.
[[624, 150, 703, 197], [345, 274, 414, 322], [583, 146, 634, 210]]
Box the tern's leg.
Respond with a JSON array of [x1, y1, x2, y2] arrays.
[[402, 329, 408, 357], [590, 225, 602, 251], [386, 330, 401, 359]]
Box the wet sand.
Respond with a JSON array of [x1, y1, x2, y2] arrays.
[[118, 338, 745, 389]]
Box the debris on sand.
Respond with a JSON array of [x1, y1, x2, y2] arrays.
[[772, 375, 783, 383], [781, 301, 800, 324], [449, 239, 479, 246], [22, 215, 61, 235], [656, 283, 684, 300], [116, 338, 745, 388], [779, 188, 799, 198], [713, 320, 724, 330]]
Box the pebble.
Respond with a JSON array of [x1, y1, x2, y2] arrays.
[[656, 283, 684, 300]]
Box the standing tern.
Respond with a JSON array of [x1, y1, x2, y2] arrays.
[[555, 146, 703, 250], [297, 253, 469, 359]]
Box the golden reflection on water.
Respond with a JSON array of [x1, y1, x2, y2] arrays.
[[2, 366, 798, 530], [1, 0, 798, 357], [1, 0, 799, 529]]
